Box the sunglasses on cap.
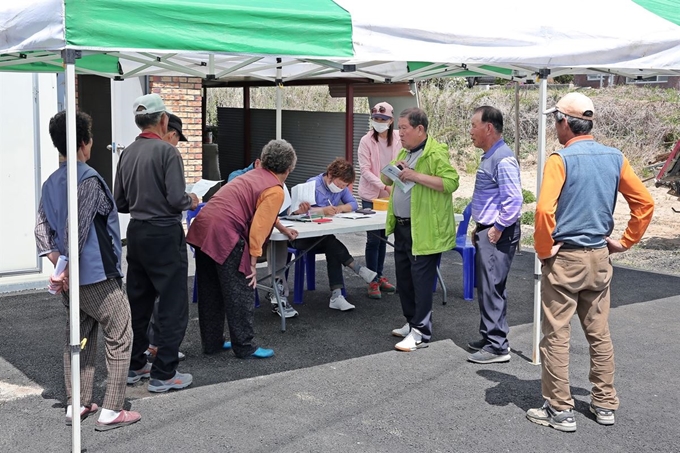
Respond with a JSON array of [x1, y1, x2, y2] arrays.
[[371, 106, 387, 114]]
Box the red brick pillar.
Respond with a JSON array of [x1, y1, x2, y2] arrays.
[[148, 76, 203, 183]]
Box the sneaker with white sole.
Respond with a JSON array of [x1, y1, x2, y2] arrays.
[[269, 280, 299, 318], [526, 401, 577, 432], [271, 300, 299, 318], [329, 294, 355, 311], [357, 266, 378, 284], [589, 403, 615, 425], [391, 323, 410, 338], [127, 362, 152, 384], [147, 371, 193, 393], [395, 328, 428, 352], [467, 349, 510, 364]]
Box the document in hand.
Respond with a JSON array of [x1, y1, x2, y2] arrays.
[[280, 183, 291, 214], [188, 179, 222, 198], [291, 180, 317, 212], [381, 164, 416, 193]]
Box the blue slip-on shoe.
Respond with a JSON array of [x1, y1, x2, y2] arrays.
[[251, 347, 274, 358], [223, 341, 232, 350]]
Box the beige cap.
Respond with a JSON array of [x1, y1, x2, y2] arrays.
[[544, 92, 595, 120]]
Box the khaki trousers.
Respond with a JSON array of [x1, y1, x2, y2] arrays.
[[540, 247, 619, 411]]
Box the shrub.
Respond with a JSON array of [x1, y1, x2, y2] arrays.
[[522, 189, 536, 203], [520, 211, 535, 225], [207, 83, 679, 173], [553, 75, 574, 84], [452, 197, 471, 214]]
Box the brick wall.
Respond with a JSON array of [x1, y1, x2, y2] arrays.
[[149, 76, 203, 183]]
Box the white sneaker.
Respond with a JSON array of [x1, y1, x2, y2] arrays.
[[391, 323, 411, 338], [357, 266, 378, 284], [395, 328, 428, 352], [329, 294, 355, 311]]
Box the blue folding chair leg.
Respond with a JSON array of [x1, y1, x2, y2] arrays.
[[433, 252, 475, 304], [458, 247, 476, 301]]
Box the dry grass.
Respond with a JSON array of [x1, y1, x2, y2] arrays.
[[207, 82, 680, 173]]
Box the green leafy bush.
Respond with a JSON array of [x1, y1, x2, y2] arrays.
[[522, 189, 536, 203], [520, 211, 535, 225], [452, 197, 471, 214]]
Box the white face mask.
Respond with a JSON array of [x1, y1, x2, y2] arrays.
[[371, 120, 390, 134], [328, 181, 344, 193]]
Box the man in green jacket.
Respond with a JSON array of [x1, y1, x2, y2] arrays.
[[383, 107, 459, 352]]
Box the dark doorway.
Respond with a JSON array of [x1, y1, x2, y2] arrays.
[[77, 75, 113, 189]]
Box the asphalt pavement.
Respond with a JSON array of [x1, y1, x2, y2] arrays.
[[1, 234, 679, 453]]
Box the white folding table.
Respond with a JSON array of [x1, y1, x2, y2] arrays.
[[263, 211, 463, 331]]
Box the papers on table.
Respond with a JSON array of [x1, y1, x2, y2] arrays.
[[187, 179, 222, 198], [381, 164, 415, 193], [335, 212, 370, 219], [290, 180, 317, 212], [281, 213, 323, 223]]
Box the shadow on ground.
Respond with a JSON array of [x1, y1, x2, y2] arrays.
[[1, 251, 676, 401]]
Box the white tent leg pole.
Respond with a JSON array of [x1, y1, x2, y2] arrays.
[[514, 81, 521, 253], [64, 51, 82, 452], [532, 71, 549, 365], [276, 57, 282, 140]]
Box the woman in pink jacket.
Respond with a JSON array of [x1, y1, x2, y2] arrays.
[[357, 102, 401, 299]]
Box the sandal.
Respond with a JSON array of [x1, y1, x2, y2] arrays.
[[65, 403, 99, 426]]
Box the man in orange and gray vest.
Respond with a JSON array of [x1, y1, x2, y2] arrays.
[[528, 92, 654, 432]]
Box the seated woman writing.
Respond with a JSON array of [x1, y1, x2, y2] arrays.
[[287, 158, 377, 311]]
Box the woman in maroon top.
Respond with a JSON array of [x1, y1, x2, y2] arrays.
[[187, 139, 297, 358]]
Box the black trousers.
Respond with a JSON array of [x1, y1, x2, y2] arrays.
[[393, 223, 441, 342], [291, 235, 353, 291], [474, 222, 520, 355], [126, 220, 189, 380], [195, 242, 257, 358]]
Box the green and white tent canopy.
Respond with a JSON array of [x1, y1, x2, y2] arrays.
[[3, 3, 680, 450], [2, 0, 680, 82]]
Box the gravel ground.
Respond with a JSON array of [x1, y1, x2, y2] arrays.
[[459, 167, 680, 278], [610, 236, 680, 276]]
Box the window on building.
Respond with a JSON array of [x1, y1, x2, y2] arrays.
[[626, 75, 669, 84], [587, 75, 605, 81]]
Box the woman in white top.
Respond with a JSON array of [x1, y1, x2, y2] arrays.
[[357, 102, 401, 299]]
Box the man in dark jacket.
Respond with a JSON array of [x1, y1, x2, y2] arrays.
[[115, 94, 198, 393]]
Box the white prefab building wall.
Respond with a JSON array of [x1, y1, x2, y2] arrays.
[[0, 73, 59, 292], [0, 75, 144, 293]]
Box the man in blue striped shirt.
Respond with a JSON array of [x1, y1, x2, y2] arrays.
[[467, 106, 523, 364]]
